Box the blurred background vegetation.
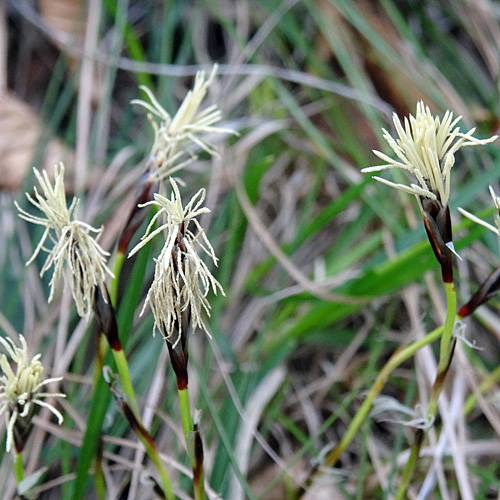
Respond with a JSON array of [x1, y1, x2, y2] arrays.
[[1, 0, 500, 498]]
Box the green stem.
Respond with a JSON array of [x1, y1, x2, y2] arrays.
[[438, 282, 457, 370], [324, 324, 444, 468], [178, 387, 205, 500], [133, 427, 176, 500], [178, 388, 194, 454], [14, 451, 24, 484], [394, 430, 424, 500], [113, 348, 139, 416], [111, 348, 176, 497], [113, 348, 173, 498], [109, 250, 125, 307], [396, 280, 457, 499], [428, 281, 457, 417], [105, 368, 175, 500]]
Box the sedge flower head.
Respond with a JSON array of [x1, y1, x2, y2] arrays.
[[459, 186, 500, 237], [15, 163, 114, 320], [362, 101, 497, 209], [0, 335, 65, 453], [129, 178, 224, 345], [132, 65, 236, 182]]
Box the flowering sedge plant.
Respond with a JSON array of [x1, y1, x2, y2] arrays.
[[15, 163, 114, 320], [116, 66, 236, 262], [127, 69, 233, 500], [357, 102, 497, 498], [362, 101, 497, 282], [0, 335, 64, 454], [132, 65, 236, 183], [129, 177, 224, 346]]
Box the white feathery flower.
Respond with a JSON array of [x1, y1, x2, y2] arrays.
[[459, 186, 500, 237], [370, 395, 434, 430], [129, 178, 224, 344], [451, 319, 481, 349], [0, 335, 65, 453], [132, 65, 236, 182], [15, 163, 114, 320], [362, 101, 497, 209]]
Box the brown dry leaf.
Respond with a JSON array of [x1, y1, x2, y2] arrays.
[[0, 90, 72, 191], [38, 0, 87, 50], [38, 0, 104, 104]]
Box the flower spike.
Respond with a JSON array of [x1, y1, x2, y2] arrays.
[[129, 178, 224, 344], [363, 102, 497, 282], [132, 65, 237, 182], [15, 163, 114, 320], [0, 335, 65, 453], [362, 102, 497, 208]]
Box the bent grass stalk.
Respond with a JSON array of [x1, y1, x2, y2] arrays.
[[295, 323, 445, 498], [395, 280, 457, 499], [463, 363, 500, 417], [324, 324, 445, 467]]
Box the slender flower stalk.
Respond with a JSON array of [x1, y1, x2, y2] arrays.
[[15, 164, 114, 320], [0, 334, 65, 486]]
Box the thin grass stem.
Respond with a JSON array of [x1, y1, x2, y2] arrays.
[[178, 387, 194, 438], [14, 452, 24, 484], [323, 324, 444, 469], [294, 325, 445, 498], [177, 387, 205, 500], [113, 349, 139, 416], [439, 282, 457, 369], [395, 280, 457, 498], [109, 250, 126, 307], [464, 363, 500, 416], [394, 429, 424, 500], [128, 412, 175, 500], [429, 281, 457, 417]]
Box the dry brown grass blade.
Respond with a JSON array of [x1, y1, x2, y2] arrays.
[[314, 0, 426, 117], [38, 0, 86, 56], [0, 91, 72, 190]]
